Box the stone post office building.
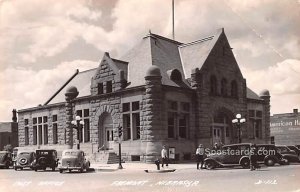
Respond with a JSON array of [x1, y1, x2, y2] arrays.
[[17, 29, 271, 162]]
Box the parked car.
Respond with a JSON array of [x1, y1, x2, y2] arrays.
[[276, 145, 300, 163], [14, 151, 36, 170], [287, 145, 300, 157], [58, 149, 90, 173], [204, 143, 252, 169], [256, 144, 287, 166], [0, 151, 13, 169], [32, 149, 58, 171]]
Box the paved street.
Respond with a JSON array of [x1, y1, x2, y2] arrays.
[[1, 163, 300, 192]]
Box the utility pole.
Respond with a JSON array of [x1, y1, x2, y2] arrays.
[[118, 126, 123, 169]]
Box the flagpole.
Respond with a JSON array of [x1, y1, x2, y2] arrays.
[[172, 0, 175, 40]]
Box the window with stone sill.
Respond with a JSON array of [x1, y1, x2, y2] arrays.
[[76, 109, 90, 143], [52, 114, 58, 144], [122, 101, 141, 140], [25, 127, 29, 145], [106, 81, 112, 93], [98, 83, 103, 95]]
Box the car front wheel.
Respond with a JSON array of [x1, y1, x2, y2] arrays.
[[240, 158, 250, 169], [205, 161, 215, 170], [59, 169, 63, 173], [265, 158, 275, 166]]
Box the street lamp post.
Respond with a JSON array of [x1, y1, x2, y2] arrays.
[[232, 114, 246, 143], [72, 116, 84, 150]]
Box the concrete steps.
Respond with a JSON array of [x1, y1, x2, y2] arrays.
[[92, 151, 124, 164]]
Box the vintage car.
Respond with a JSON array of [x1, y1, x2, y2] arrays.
[[58, 149, 90, 173], [0, 151, 13, 169], [204, 143, 252, 169], [14, 151, 36, 170], [276, 145, 300, 163], [256, 144, 287, 166], [287, 145, 300, 157], [32, 149, 58, 171], [204, 143, 286, 169]]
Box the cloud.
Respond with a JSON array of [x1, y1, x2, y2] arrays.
[[0, 60, 99, 121], [241, 59, 300, 114]]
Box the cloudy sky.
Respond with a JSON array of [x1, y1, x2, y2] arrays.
[[0, 0, 299, 121]]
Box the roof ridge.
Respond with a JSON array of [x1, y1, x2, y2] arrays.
[[78, 67, 98, 74], [179, 35, 214, 48], [111, 58, 129, 64], [143, 33, 182, 45]]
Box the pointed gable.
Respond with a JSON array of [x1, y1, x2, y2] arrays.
[[90, 52, 128, 96]]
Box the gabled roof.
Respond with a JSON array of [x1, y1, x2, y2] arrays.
[[47, 68, 97, 105], [179, 28, 223, 78], [121, 33, 190, 88]]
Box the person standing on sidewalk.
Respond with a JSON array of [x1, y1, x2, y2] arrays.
[[196, 144, 205, 169], [161, 145, 168, 168], [250, 144, 259, 171]]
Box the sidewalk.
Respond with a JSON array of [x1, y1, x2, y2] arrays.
[[89, 162, 197, 172]]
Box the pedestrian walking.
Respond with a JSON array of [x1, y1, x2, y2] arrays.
[[161, 145, 168, 168], [196, 144, 205, 169]]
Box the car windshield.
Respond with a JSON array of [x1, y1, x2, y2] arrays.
[[64, 151, 79, 156], [19, 152, 31, 156]]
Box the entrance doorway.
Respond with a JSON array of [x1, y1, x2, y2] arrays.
[[99, 112, 114, 150], [212, 109, 233, 145]]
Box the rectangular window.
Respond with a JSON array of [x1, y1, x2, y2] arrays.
[[106, 81, 112, 93], [84, 119, 90, 142], [76, 110, 82, 117], [38, 117, 42, 124], [132, 101, 139, 111], [53, 123, 58, 144], [168, 113, 175, 138], [133, 113, 140, 139], [122, 103, 130, 112], [38, 125, 43, 145], [255, 120, 262, 138], [24, 119, 29, 125], [249, 110, 255, 118], [33, 118, 37, 124], [226, 127, 229, 137], [181, 102, 190, 112], [33, 126, 37, 145], [84, 109, 89, 117], [43, 116, 48, 123], [179, 117, 187, 138], [123, 114, 131, 140], [52, 115, 57, 122], [168, 101, 178, 111], [44, 124, 48, 144], [98, 83, 103, 94], [25, 127, 29, 145], [256, 111, 262, 118]]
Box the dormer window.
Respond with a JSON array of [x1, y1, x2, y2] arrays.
[[106, 81, 112, 93], [98, 83, 103, 95]]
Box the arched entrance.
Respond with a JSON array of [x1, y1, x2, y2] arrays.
[[98, 112, 114, 150], [211, 108, 235, 145]]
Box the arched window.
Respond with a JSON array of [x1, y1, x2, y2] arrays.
[[210, 75, 217, 95], [231, 80, 238, 98], [170, 69, 182, 82], [221, 78, 227, 96]]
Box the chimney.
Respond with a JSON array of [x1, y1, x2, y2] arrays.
[[293, 109, 298, 115], [12, 109, 17, 122]]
